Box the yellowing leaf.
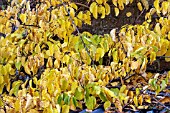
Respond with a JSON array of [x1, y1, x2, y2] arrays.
[[118, 0, 124, 10], [62, 105, 70, 113], [96, 0, 103, 4], [126, 12, 132, 17], [86, 96, 96, 110], [165, 49, 170, 62], [24, 62, 31, 75], [96, 48, 105, 61], [161, 1, 169, 15], [154, 23, 161, 35], [112, 0, 117, 6], [154, 0, 160, 14], [46, 57, 53, 68], [114, 7, 119, 16], [104, 3, 110, 15], [63, 55, 70, 64], [98, 5, 105, 18], [137, 2, 143, 11], [54, 59, 60, 68], [150, 52, 156, 64], [131, 61, 139, 70], [0, 75, 4, 84], [90, 2, 98, 19], [104, 101, 111, 110], [77, 11, 83, 20], [70, 3, 78, 10], [69, 7, 75, 18], [141, 0, 149, 10], [138, 95, 143, 105], [20, 14, 27, 23], [133, 96, 138, 106]]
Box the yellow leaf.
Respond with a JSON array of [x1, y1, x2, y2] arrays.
[[69, 7, 75, 18], [70, 3, 78, 10], [0, 75, 4, 84], [54, 59, 60, 68], [96, 0, 103, 4], [131, 61, 139, 70], [165, 49, 170, 62], [150, 52, 156, 64], [154, 0, 160, 14], [20, 14, 27, 23], [161, 1, 169, 15], [133, 96, 138, 106], [138, 95, 143, 105], [144, 95, 151, 103], [118, 0, 124, 10], [14, 99, 20, 112], [137, 2, 143, 11], [24, 62, 31, 75], [90, 2, 98, 19], [63, 55, 70, 64], [141, 0, 149, 10], [154, 23, 161, 35], [77, 11, 83, 20], [104, 101, 111, 110], [104, 3, 110, 15], [112, 0, 117, 6], [47, 57, 53, 68], [35, 44, 41, 53], [98, 5, 105, 18], [62, 105, 70, 113], [96, 48, 105, 61], [28, 109, 39, 113], [114, 7, 119, 16], [126, 12, 132, 17]]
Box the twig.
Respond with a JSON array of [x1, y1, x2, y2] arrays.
[[134, 8, 145, 24], [152, 97, 170, 111], [60, 0, 95, 67], [75, 2, 89, 9]]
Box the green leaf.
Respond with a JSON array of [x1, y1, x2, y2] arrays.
[[57, 94, 63, 105], [15, 62, 22, 70], [110, 88, 119, 96], [64, 94, 70, 105], [92, 86, 101, 95], [99, 92, 107, 102], [161, 80, 167, 90], [72, 97, 78, 107], [75, 88, 84, 100], [86, 96, 96, 110]]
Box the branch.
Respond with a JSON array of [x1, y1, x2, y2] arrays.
[[60, 0, 95, 67]]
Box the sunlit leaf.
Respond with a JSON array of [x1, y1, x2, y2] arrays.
[[126, 12, 132, 17], [20, 14, 27, 23], [104, 101, 111, 110], [141, 0, 149, 10], [137, 2, 143, 11], [90, 2, 98, 19], [114, 7, 119, 16], [104, 3, 110, 15]]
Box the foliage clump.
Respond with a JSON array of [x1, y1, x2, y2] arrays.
[[0, 0, 170, 112]]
